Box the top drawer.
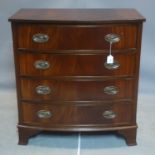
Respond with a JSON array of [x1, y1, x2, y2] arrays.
[[16, 24, 137, 50]]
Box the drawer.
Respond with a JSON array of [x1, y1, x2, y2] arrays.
[[19, 52, 136, 76], [17, 24, 137, 50], [20, 79, 134, 101], [21, 102, 133, 126]]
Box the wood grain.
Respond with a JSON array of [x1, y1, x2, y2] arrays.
[[19, 52, 136, 77], [21, 102, 133, 126], [17, 24, 137, 50], [20, 79, 134, 101], [9, 9, 145, 23]]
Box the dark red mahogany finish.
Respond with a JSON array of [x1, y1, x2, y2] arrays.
[[9, 9, 145, 146]]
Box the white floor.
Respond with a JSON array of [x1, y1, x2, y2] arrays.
[[0, 90, 155, 155]]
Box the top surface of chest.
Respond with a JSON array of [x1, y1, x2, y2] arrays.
[[9, 9, 145, 23]]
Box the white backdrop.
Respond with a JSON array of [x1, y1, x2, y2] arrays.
[[0, 0, 154, 94]]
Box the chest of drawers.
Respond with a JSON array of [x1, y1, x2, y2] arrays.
[[9, 9, 145, 145]]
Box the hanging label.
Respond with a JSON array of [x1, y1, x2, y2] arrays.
[[107, 55, 114, 64]]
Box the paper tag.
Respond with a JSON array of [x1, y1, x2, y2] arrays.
[[107, 55, 114, 64]]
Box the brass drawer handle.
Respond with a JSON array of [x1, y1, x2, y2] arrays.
[[37, 110, 52, 119], [34, 60, 50, 70], [104, 60, 120, 70], [32, 33, 49, 43], [103, 110, 116, 119], [36, 85, 51, 95], [105, 34, 120, 43], [104, 86, 119, 95]]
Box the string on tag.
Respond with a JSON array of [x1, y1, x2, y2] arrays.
[[105, 34, 120, 64], [107, 41, 114, 64]]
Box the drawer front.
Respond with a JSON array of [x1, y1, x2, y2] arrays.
[[19, 52, 136, 76], [21, 102, 133, 126], [17, 24, 137, 50], [20, 79, 134, 101]]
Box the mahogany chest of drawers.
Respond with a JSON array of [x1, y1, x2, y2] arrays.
[[9, 9, 145, 145]]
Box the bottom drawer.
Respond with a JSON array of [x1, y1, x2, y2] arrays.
[[21, 102, 133, 127]]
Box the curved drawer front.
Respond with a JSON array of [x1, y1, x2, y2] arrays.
[[17, 24, 137, 50], [21, 102, 133, 126], [20, 79, 134, 101], [19, 53, 136, 77]]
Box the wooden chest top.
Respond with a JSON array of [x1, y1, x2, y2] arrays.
[[9, 9, 145, 23]]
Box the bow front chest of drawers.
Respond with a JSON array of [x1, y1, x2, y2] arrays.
[[9, 9, 145, 145]]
